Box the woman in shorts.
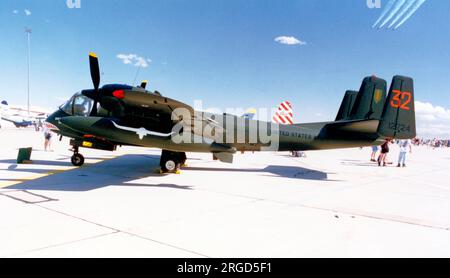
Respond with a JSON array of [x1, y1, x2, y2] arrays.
[[44, 127, 53, 152], [378, 139, 390, 167]]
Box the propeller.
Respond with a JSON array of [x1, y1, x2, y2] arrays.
[[81, 52, 144, 118], [85, 52, 101, 116], [89, 52, 100, 90], [140, 80, 148, 89]]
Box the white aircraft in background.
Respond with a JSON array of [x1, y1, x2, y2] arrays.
[[0, 100, 49, 129]]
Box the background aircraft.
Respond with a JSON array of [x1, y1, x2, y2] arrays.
[[0, 100, 49, 129], [46, 53, 416, 173]]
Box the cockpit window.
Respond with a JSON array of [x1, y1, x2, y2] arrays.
[[59, 92, 94, 116], [73, 95, 93, 116], [60, 96, 75, 115]]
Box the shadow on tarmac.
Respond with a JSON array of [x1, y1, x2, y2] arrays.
[[5, 154, 194, 192], [0, 159, 73, 167], [5, 154, 334, 192], [183, 165, 332, 181]]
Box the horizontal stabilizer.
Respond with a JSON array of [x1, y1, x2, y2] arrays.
[[326, 119, 380, 134]]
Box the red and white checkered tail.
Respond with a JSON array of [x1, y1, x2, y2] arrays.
[[272, 101, 294, 125]]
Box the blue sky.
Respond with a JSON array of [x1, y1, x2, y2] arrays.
[[1, 0, 449, 131]]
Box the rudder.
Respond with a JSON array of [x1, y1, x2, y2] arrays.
[[349, 76, 387, 121], [335, 90, 358, 121], [377, 76, 416, 139]]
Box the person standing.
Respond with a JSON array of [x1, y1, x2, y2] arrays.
[[44, 126, 53, 152], [378, 139, 390, 167], [397, 139, 412, 167], [370, 146, 379, 162]]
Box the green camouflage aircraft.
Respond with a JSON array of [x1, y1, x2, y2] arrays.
[[46, 53, 416, 173]]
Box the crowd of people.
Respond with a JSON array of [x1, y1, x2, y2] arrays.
[[371, 139, 412, 168], [370, 136, 449, 168], [412, 138, 450, 148]]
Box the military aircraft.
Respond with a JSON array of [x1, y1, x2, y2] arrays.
[[46, 53, 416, 173]]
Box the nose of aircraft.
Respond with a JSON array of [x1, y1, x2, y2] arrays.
[[46, 109, 68, 129]]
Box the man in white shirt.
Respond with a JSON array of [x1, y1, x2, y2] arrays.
[[397, 139, 412, 167]]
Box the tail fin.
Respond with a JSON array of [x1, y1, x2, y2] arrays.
[[1, 100, 8, 106], [377, 76, 416, 139], [273, 101, 293, 125], [349, 76, 387, 121], [335, 90, 358, 121]]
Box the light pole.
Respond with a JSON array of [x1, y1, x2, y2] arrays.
[[25, 27, 32, 116], [132, 64, 142, 86]]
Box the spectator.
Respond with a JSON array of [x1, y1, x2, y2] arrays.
[[378, 139, 391, 167], [44, 126, 53, 152], [397, 139, 412, 167], [370, 146, 379, 162]]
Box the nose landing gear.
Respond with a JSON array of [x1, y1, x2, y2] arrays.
[[71, 146, 85, 167]]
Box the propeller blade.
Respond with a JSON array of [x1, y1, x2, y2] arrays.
[[81, 89, 99, 101], [89, 52, 100, 91], [91, 101, 98, 116], [140, 80, 148, 89], [81, 89, 100, 116]]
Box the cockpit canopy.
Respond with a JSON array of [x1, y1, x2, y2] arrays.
[[60, 92, 95, 116]]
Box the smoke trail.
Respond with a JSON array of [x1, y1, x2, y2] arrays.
[[387, 0, 418, 29], [394, 0, 427, 29], [372, 0, 396, 28], [379, 0, 407, 28]]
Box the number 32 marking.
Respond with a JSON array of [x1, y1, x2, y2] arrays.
[[390, 90, 412, 111]]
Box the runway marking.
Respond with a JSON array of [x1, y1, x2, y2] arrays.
[[193, 187, 450, 232], [0, 190, 58, 204], [11, 231, 120, 257], [34, 203, 209, 258], [0, 155, 122, 190], [0, 175, 50, 189]]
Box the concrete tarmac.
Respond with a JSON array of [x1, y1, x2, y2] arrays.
[[1, 128, 449, 257]]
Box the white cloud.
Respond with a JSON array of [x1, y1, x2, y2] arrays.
[[274, 36, 306, 46], [24, 9, 32, 16], [117, 54, 151, 68], [13, 10, 19, 14], [415, 101, 450, 138]]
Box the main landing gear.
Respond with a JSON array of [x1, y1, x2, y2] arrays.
[[71, 146, 85, 167], [159, 150, 187, 174]]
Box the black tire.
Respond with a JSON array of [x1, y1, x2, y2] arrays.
[[160, 150, 182, 173], [161, 159, 180, 173], [178, 152, 187, 166], [71, 153, 85, 167]]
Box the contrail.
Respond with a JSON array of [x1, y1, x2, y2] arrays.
[[387, 0, 418, 29], [394, 0, 427, 29], [379, 0, 407, 29], [372, 0, 396, 28]]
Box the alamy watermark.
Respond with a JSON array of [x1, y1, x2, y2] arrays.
[[67, 0, 81, 9], [169, 101, 281, 151], [367, 0, 382, 9]]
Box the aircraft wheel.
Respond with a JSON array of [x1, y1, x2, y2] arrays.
[[161, 159, 181, 173], [71, 153, 85, 167], [160, 150, 182, 173]]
